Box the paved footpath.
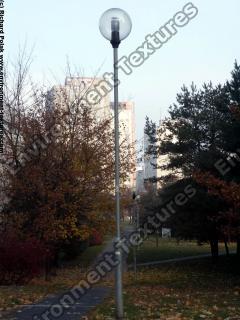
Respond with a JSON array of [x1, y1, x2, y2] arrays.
[[3, 225, 134, 320], [5, 287, 110, 320], [128, 251, 234, 268]]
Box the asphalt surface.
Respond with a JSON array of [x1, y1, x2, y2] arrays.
[[5, 287, 110, 320]]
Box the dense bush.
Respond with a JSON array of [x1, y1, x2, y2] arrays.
[[89, 229, 103, 246], [60, 239, 89, 260], [0, 232, 50, 285]]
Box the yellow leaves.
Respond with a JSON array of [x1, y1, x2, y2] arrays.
[[77, 224, 91, 241], [89, 263, 240, 320]]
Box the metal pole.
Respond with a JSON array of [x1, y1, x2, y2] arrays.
[[133, 246, 137, 279], [113, 47, 124, 319], [136, 202, 140, 250], [133, 201, 138, 279], [137, 203, 140, 230]]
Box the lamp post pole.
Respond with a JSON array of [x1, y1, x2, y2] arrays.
[[99, 9, 132, 319], [113, 44, 124, 320], [111, 16, 124, 320]]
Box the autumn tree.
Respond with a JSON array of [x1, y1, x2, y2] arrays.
[[195, 171, 240, 257], [1, 53, 135, 266]]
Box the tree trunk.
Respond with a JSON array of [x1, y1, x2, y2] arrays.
[[210, 239, 219, 261], [45, 250, 59, 280], [224, 239, 229, 257], [45, 257, 51, 281], [155, 230, 159, 248], [51, 251, 59, 276]]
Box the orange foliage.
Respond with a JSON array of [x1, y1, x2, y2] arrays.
[[2, 87, 135, 246], [194, 171, 240, 238]]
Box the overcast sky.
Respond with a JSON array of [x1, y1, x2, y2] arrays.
[[6, 0, 240, 141]]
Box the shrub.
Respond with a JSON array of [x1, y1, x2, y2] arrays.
[[0, 232, 50, 285], [60, 239, 89, 260], [89, 229, 103, 246]]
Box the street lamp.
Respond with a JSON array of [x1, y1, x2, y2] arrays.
[[99, 8, 132, 320]]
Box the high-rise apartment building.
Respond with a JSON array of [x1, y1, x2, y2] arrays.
[[47, 77, 112, 120], [47, 77, 137, 190], [144, 132, 157, 182], [110, 101, 136, 189], [144, 120, 182, 189]]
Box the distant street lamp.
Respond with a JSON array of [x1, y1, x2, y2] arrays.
[[99, 8, 132, 320]]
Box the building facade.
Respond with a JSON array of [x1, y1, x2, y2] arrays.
[[144, 132, 157, 182], [47, 77, 112, 120], [47, 77, 137, 190], [110, 101, 136, 190], [143, 120, 182, 189]]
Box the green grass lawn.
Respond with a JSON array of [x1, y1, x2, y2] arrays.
[[89, 256, 240, 320], [128, 236, 237, 264]]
